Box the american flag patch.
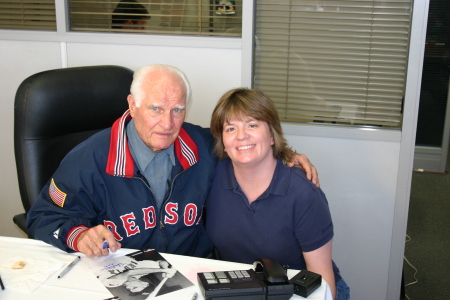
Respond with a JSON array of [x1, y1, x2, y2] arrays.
[[49, 178, 67, 207]]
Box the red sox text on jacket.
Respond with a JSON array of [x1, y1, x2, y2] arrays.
[[103, 202, 202, 240]]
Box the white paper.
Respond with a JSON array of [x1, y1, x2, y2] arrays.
[[0, 256, 63, 292], [86, 249, 193, 299]]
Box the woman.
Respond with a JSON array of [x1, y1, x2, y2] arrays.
[[205, 88, 349, 300]]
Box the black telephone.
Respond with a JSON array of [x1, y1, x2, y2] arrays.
[[197, 258, 294, 300]]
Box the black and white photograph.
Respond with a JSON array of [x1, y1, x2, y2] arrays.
[[89, 249, 193, 299]]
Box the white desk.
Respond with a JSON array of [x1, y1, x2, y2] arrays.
[[0, 236, 332, 300]]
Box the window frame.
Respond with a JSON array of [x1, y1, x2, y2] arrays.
[[241, 1, 403, 142], [68, 0, 242, 37], [0, 1, 242, 50]]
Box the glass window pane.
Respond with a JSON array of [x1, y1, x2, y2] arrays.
[[0, 0, 56, 30], [69, 0, 242, 37], [254, 0, 413, 128]]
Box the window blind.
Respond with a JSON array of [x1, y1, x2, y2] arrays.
[[253, 0, 412, 127], [69, 0, 242, 37], [0, 0, 56, 30]]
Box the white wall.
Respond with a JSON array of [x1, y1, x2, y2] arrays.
[[65, 42, 242, 127], [285, 131, 401, 299], [0, 40, 63, 238]]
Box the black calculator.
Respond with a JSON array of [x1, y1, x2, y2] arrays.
[[197, 259, 294, 300]]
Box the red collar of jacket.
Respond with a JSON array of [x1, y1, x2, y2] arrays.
[[106, 110, 199, 177]]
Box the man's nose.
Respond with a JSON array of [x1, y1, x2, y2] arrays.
[[160, 111, 173, 129]]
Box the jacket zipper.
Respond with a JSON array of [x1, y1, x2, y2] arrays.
[[159, 169, 186, 229]]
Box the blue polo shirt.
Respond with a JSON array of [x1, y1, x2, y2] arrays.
[[205, 158, 334, 272]]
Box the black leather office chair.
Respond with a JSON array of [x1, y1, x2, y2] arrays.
[[13, 65, 134, 237]]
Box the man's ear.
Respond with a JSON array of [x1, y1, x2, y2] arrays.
[[127, 94, 136, 117]]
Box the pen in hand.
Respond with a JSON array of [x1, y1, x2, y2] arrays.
[[102, 227, 114, 249], [58, 256, 81, 279]]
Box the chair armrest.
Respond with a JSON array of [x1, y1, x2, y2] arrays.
[[13, 213, 32, 238]]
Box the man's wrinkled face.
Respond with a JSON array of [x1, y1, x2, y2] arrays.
[[128, 70, 186, 152]]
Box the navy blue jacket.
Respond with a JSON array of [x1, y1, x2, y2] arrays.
[[27, 110, 216, 257]]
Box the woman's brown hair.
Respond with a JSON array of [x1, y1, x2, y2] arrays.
[[210, 88, 294, 163]]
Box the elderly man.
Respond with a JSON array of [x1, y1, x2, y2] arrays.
[[27, 64, 318, 258]]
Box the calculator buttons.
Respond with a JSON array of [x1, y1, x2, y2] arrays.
[[200, 270, 255, 286], [235, 271, 244, 278]]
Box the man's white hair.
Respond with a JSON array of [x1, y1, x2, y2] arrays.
[[130, 64, 191, 107]]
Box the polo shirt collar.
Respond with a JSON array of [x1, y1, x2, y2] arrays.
[[222, 158, 289, 197], [126, 119, 175, 171]]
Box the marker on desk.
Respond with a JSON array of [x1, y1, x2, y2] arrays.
[[0, 273, 5, 290], [191, 292, 198, 300], [102, 227, 114, 249], [58, 256, 81, 279]]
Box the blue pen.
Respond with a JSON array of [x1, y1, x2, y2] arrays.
[[102, 227, 114, 249]]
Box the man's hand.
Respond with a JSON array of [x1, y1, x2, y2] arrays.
[[77, 225, 121, 258], [287, 153, 320, 187]]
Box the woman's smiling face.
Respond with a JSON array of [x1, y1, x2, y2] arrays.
[[222, 116, 274, 167]]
